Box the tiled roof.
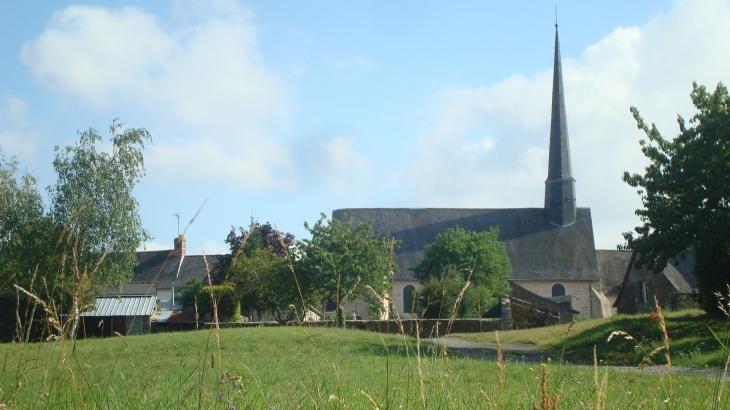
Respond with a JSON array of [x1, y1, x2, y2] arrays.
[[333, 208, 599, 281], [82, 296, 156, 317]]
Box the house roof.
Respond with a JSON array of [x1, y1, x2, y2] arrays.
[[132, 251, 221, 288], [96, 283, 156, 297], [82, 296, 156, 317], [595, 250, 633, 296], [333, 207, 599, 282], [663, 252, 698, 294]]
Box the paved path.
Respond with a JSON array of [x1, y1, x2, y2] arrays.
[[428, 336, 725, 378]]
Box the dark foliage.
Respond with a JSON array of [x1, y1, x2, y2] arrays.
[[622, 82, 730, 315]]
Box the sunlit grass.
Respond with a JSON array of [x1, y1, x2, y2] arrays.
[[452, 309, 730, 367], [0, 325, 725, 409]]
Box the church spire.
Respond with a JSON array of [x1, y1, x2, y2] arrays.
[[544, 25, 576, 227]]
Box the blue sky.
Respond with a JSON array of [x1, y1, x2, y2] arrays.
[[2, 0, 729, 254]]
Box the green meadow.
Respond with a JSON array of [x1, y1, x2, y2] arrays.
[[1, 321, 729, 409], [453, 309, 730, 368]]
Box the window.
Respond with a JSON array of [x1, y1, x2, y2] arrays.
[[403, 285, 416, 314], [641, 281, 649, 304], [551, 283, 566, 297]]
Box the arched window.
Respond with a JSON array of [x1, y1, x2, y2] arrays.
[[403, 285, 416, 314], [551, 283, 566, 297]]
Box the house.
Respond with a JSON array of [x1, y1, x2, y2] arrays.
[[333, 27, 615, 319], [79, 283, 157, 337], [132, 235, 220, 311], [613, 252, 699, 314]]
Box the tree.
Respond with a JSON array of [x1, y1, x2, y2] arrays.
[[213, 221, 299, 323], [1, 120, 151, 340], [229, 247, 298, 323], [213, 221, 295, 283], [0, 150, 58, 341], [622, 82, 730, 314], [297, 213, 397, 325], [49, 120, 151, 289], [413, 226, 511, 318], [49, 120, 151, 337]]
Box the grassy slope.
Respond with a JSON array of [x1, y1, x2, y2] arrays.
[[0, 325, 727, 409], [453, 309, 730, 367]]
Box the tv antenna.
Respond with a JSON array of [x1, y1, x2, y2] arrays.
[[173, 212, 180, 236]]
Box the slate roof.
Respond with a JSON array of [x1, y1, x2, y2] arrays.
[[663, 252, 698, 294], [132, 251, 221, 288], [595, 250, 633, 296], [82, 296, 156, 317], [96, 283, 156, 297], [333, 207, 599, 282]]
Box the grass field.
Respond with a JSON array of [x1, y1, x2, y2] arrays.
[[1, 323, 729, 409], [452, 309, 730, 367]]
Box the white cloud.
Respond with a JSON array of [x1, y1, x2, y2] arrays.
[[0, 94, 36, 160], [400, 0, 730, 249], [294, 134, 376, 202], [201, 240, 229, 256], [21, 4, 291, 189]]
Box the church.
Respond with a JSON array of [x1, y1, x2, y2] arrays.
[[334, 27, 621, 320]]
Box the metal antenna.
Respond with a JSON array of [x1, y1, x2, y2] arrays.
[[173, 212, 180, 236], [555, 6, 558, 28]]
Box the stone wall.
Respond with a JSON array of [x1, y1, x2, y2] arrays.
[[196, 318, 502, 337], [507, 282, 576, 329]]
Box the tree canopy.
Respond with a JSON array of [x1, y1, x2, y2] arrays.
[[622, 82, 730, 313], [297, 213, 397, 319], [49, 120, 151, 289], [216, 221, 299, 323], [413, 226, 511, 318], [0, 120, 151, 340]]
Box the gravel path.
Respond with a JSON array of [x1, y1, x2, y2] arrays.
[[428, 336, 725, 378]]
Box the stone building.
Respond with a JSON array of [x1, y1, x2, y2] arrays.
[[613, 252, 698, 314], [334, 27, 616, 319]]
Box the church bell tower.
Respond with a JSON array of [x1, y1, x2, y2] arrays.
[[544, 25, 576, 227]]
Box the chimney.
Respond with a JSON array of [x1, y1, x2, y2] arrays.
[[174, 235, 186, 256]]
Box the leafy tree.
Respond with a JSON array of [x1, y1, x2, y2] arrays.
[[178, 278, 209, 313], [0, 150, 58, 341], [622, 82, 730, 314], [297, 213, 397, 325], [417, 269, 497, 319], [213, 221, 299, 323], [413, 226, 511, 318], [177, 279, 241, 322], [213, 221, 295, 283], [229, 248, 298, 323], [1, 120, 151, 340], [49, 120, 151, 290]]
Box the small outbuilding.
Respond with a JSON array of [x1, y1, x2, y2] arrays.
[[79, 283, 157, 337]]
